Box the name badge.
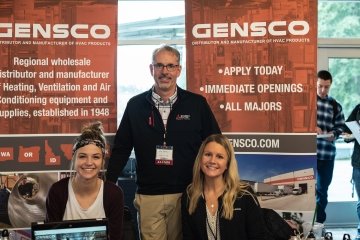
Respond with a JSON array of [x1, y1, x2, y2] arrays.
[[155, 145, 173, 166]]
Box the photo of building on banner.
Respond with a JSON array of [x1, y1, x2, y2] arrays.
[[185, 0, 317, 227]]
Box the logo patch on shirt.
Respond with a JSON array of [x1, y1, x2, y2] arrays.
[[176, 114, 190, 120]]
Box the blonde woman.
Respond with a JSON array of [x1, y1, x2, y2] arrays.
[[181, 134, 266, 240], [46, 122, 124, 240]]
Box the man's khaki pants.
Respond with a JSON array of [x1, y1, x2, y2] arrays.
[[134, 193, 182, 240]]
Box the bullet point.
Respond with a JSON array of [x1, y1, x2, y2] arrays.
[[218, 69, 223, 74], [220, 104, 224, 109], [200, 87, 204, 92]]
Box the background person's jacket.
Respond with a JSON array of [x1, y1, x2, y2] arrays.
[[344, 104, 360, 168], [317, 95, 346, 161]]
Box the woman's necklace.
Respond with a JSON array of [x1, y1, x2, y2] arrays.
[[206, 200, 217, 215], [204, 190, 221, 215]]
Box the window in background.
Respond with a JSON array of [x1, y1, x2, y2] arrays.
[[318, 0, 360, 204], [329, 58, 360, 118], [328, 57, 360, 202], [318, 1, 360, 38], [117, 1, 185, 123], [117, 45, 186, 122]]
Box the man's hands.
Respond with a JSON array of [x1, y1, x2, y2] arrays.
[[317, 127, 335, 141]]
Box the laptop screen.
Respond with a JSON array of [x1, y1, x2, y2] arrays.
[[31, 218, 109, 240]]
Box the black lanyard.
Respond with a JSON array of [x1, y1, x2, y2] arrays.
[[206, 210, 219, 240]]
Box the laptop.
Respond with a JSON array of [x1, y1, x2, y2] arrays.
[[31, 218, 109, 240]]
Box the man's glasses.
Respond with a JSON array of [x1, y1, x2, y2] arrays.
[[153, 63, 179, 72]]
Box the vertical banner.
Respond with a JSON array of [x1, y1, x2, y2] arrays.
[[186, 0, 317, 223], [0, 0, 117, 230], [0, 0, 117, 171]]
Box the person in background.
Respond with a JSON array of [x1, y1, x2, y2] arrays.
[[342, 103, 360, 240], [181, 134, 266, 240], [46, 122, 124, 240], [316, 70, 345, 224], [106, 44, 221, 240]]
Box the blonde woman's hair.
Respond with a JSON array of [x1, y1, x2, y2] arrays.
[[186, 134, 253, 220], [70, 121, 106, 179]]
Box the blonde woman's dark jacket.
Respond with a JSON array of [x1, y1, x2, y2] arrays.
[[181, 191, 267, 240]]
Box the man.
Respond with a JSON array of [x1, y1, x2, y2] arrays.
[[106, 44, 221, 240], [316, 70, 345, 224]]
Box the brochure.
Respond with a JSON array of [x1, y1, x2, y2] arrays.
[[345, 121, 360, 144]]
